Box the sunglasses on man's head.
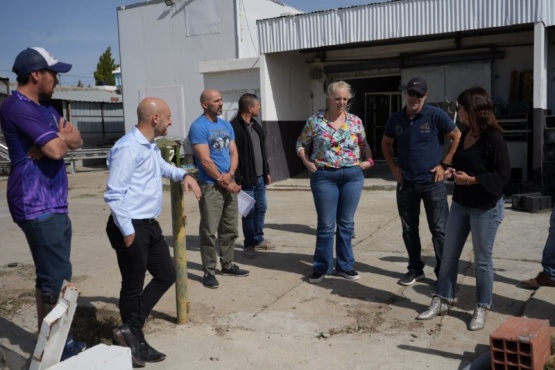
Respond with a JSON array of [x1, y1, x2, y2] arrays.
[[407, 91, 425, 99]]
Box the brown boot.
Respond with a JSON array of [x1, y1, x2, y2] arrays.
[[521, 272, 555, 289]]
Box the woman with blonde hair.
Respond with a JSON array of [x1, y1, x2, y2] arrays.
[[296, 81, 373, 283]]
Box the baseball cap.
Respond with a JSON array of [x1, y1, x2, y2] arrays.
[[12, 47, 72, 77], [406, 77, 427, 95]]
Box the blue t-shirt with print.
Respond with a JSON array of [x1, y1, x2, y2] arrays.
[[188, 114, 235, 183], [0, 91, 68, 223], [384, 104, 456, 183]]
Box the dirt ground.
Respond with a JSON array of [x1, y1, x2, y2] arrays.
[[2, 169, 554, 369]]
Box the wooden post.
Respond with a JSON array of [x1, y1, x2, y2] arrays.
[[157, 139, 189, 324], [171, 179, 189, 324]]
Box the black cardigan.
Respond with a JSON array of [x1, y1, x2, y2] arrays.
[[230, 115, 270, 187], [452, 130, 511, 210]]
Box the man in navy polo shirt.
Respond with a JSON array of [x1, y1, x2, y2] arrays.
[[382, 77, 461, 286], [0, 47, 84, 358]]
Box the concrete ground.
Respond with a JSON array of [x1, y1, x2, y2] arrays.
[[1, 164, 554, 369]]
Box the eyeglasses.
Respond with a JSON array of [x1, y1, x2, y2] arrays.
[[407, 91, 425, 99]]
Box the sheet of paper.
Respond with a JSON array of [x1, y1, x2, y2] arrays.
[[238, 190, 256, 217]]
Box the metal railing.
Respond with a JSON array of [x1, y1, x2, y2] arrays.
[[0, 141, 9, 161], [0, 142, 10, 174], [65, 148, 110, 174], [0, 141, 110, 174]]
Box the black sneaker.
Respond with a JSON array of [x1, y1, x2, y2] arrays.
[[336, 270, 359, 281], [202, 272, 220, 288], [221, 264, 249, 277], [61, 334, 87, 361], [398, 270, 425, 286], [308, 272, 324, 284]]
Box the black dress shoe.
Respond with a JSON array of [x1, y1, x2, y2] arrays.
[[112, 324, 145, 367], [139, 339, 166, 362]]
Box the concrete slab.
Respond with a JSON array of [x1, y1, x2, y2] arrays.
[[49, 344, 132, 370]]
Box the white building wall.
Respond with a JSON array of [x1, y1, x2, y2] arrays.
[[260, 51, 312, 122], [204, 68, 259, 93], [118, 0, 300, 142], [201, 68, 260, 124], [118, 0, 237, 138], [236, 0, 300, 58]]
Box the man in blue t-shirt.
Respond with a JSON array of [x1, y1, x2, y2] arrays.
[[188, 89, 249, 289], [0, 47, 84, 356], [382, 77, 461, 286]]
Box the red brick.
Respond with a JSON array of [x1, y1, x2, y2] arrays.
[[490, 317, 550, 369]]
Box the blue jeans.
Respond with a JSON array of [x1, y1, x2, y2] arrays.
[[18, 213, 73, 305], [436, 198, 504, 308], [310, 166, 364, 274], [542, 206, 555, 279], [242, 176, 267, 248], [396, 180, 448, 277]]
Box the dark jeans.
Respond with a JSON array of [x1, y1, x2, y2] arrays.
[[542, 206, 555, 279], [242, 175, 267, 248], [19, 213, 72, 305], [396, 180, 448, 277], [106, 216, 176, 333]]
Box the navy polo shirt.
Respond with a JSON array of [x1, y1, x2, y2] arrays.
[[384, 104, 456, 184]]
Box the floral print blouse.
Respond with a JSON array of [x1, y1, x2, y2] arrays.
[[296, 110, 369, 168]]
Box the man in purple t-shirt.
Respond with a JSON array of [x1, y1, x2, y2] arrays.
[[0, 47, 83, 343]]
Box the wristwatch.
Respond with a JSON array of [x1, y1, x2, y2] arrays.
[[441, 161, 452, 170]]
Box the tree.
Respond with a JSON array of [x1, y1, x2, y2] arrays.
[[93, 47, 119, 86]]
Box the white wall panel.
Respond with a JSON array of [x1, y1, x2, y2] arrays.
[[139, 85, 186, 141], [261, 52, 312, 121]]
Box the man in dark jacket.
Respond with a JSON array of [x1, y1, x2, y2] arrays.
[[230, 93, 273, 258]]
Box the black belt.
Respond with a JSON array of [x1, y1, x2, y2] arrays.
[[317, 166, 341, 171], [135, 218, 157, 224]]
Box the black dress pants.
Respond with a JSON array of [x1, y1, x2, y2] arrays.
[[106, 216, 176, 334]]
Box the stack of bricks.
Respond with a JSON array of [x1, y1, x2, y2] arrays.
[[490, 317, 551, 369]]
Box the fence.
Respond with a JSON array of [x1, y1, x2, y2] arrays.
[[65, 148, 111, 174]]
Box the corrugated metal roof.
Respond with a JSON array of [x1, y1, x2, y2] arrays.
[[53, 88, 122, 103], [258, 0, 555, 53]]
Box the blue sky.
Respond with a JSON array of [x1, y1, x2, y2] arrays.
[[0, 0, 380, 86]]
